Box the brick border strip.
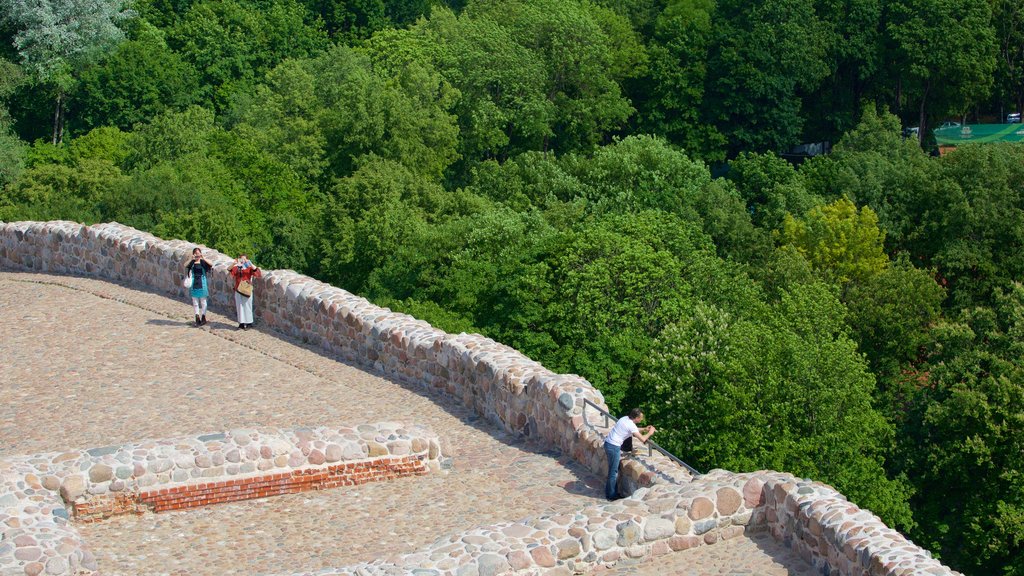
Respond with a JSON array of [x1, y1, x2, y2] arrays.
[[75, 456, 429, 521]]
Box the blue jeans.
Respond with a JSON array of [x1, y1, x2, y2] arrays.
[[604, 441, 621, 500]]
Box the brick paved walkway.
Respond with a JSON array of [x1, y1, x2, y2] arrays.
[[0, 271, 817, 575]]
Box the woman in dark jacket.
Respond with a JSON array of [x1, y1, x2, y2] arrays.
[[184, 247, 213, 326]]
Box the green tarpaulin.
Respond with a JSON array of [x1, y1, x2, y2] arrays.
[[934, 123, 1024, 145]]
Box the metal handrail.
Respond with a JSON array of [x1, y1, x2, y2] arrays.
[[582, 399, 701, 476]]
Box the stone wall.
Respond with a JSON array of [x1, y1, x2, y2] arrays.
[[0, 221, 962, 576], [0, 221, 613, 481], [295, 469, 960, 576], [0, 423, 445, 576]]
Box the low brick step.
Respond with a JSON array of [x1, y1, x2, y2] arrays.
[[74, 456, 428, 520]]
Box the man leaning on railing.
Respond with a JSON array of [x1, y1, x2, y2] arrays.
[[603, 408, 656, 501]]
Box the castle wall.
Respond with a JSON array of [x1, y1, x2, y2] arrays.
[[0, 221, 962, 576]]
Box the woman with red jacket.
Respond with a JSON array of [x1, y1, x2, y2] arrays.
[[228, 254, 262, 330]]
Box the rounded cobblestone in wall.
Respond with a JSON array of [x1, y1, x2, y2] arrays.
[[689, 497, 715, 520]]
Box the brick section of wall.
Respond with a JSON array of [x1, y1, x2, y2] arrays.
[[74, 456, 427, 522]]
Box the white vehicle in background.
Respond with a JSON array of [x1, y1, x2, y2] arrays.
[[1008, 112, 1022, 123]]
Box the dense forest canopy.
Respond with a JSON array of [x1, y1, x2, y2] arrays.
[[1, 0, 1023, 573]]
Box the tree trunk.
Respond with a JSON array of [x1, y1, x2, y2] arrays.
[[51, 91, 65, 145], [917, 82, 930, 146], [51, 92, 61, 145]]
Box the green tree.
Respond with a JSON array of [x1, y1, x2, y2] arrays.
[[842, 254, 944, 395], [798, 106, 947, 262], [633, 0, 725, 160], [727, 151, 818, 231], [898, 284, 1024, 575], [703, 0, 830, 154], [76, 21, 200, 130], [641, 282, 915, 530], [310, 44, 459, 180], [229, 58, 327, 185], [126, 105, 218, 171], [411, 7, 555, 164], [527, 211, 722, 410], [301, 0, 388, 42], [0, 0, 133, 142], [932, 143, 1024, 309], [886, 0, 997, 138], [991, 0, 1024, 116], [485, 0, 634, 152], [169, 0, 327, 112], [0, 134, 128, 222], [210, 129, 323, 272], [780, 197, 889, 285], [319, 155, 447, 291], [801, 0, 885, 141], [561, 135, 772, 265], [0, 57, 26, 188]]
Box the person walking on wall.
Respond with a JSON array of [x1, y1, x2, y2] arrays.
[[229, 254, 261, 330], [184, 247, 213, 327], [604, 408, 656, 500]]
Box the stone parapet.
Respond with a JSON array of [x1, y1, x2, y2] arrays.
[[0, 221, 962, 576], [0, 221, 615, 483], [303, 469, 960, 576], [0, 423, 445, 575]]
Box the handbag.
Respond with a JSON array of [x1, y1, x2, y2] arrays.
[[236, 279, 253, 297], [621, 436, 633, 453], [182, 272, 192, 289]]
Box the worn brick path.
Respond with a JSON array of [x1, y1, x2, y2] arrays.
[[0, 271, 815, 575]]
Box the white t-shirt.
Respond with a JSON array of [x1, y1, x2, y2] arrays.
[[606, 416, 639, 447]]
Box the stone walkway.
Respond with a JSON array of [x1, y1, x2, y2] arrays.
[[589, 533, 817, 576], [0, 271, 817, 575]]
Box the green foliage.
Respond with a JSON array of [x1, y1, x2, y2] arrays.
[[799, 0, 885, 141], [562, 135, 710, 217], [168, 0, 327, 112], [308, 44, 459, 180], [229, 59, 327, 184], [0, 0, 134, 142], [843, 253, 945, 384], [886, 0, 997, 123], [799, 106, 946, 262], [781, 198, 889, 285], [76, 21, 201, 130], [0, 128, 25, 189], [411, 0, 634, 167], [126, 105, 218, 170], [641, 282, 916, 530], [417, 7, 555, 162], [0, 138, 127, 222], [535, 211, 717, 410], [898, 284, 1024, 574], [932, 143, 1024, 309], [0, 0, 133, 86], [727, 151, 817, 231], [301, 0, 388, 42], [632, 0, 725, 160], [704, 0, 830, 154]]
